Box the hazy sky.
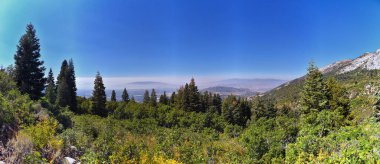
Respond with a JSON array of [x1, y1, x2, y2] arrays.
[[1, 0, 380, 84]]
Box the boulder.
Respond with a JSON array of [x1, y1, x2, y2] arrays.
[[63, 157, 76, 164]]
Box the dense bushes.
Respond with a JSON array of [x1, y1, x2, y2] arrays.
[[58, 115, 246, 163], [286, 119, 380, 163], [0, 89, 36, 127]]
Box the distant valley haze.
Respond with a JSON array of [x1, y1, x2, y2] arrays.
[[76, 77, 288, 101]]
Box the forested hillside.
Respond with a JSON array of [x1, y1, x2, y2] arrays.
[[2, 24, 380, 163]]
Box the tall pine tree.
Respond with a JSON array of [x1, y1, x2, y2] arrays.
[[45, 68, 56, 104], [67, 59, 78, 112], [14, 23, 46, 100], [170, 92, 176, 105], [182, 84, 190, 111], [150, 89, 157, 107], [300, 62, 329, 114], [159, 91, 169, 105], [111, 90, 117, 102], [211, 94, 222, 114], [56, 59, 77, 111], [188, 78, 201, 112], [56, 60, 70, 107], [122, 88, 129, 103], [143, 90, 150, 104], [92, 72, 107, 117]]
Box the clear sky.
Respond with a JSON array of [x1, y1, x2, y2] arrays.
[[1, 0, 380, 82]]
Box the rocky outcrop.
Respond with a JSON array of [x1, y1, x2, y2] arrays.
[[63, 157, 76, 164], [320, 49, 380, 75]]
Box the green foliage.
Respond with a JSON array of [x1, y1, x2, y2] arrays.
[[286, 119, 380, 163], [21, 118, 63, 162], [111, 90, 116, 102], [59, 114, 245, 163], [14, 23, 46, 100], [300, 62, 329, 114], [143, 90, 150, 104], [188, 78, 201, 112], [326, 77, 350, 117], [67, 59, 78, 111], [56, 60, 70, 108], [0, 89, 36, 127], [45, 68, 56, 104], [241, 116, 298, 162], [150, 89, 157, 107], [121, 88, 129, 103], [91, 72, 107, 117], [56, 59, 77, 112], [159, 91, 169, 105], [251, 96, 277, 122], [222, 95, 251, 126], [77, 96, 92, 114], [0, 71, 16, 94]]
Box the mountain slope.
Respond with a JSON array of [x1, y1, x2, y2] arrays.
[[266, 49, 380, 107], [320, 49, 380, 74]]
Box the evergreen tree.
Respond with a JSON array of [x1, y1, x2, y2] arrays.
[[92, 72, 107, 117], [234, 99, 251, 127], [200, 91, 210, 112], [325, 77, 350, 117], [222, 95, 236, 124], [170, 92, 176, 105], [130, 96, 136, 103], [159, 91, 169, 105], [67, 59, 78, 112], [212, 94, 222, 114], [143, 90, 150, 104], [121, 88, 129, 103], [188, 78, 201, 112], [45, 68, 56, 104], [150, 89, 157, 107], [55, 59, 78, 112], [300, 62, 328, 114], [222, 95, 251, 126], [175, 87, 184, 109], [182, 84, 190, 111], [251, 97, 277, 121], [14, 23, 46, 100], [111, 90, 117, 102], [107, 89, 118, 114], [56, 60, 70, 107]]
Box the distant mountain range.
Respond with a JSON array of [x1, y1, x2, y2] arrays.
[[201, 86, 258, 97], [125, 81, 176, 90], [77, 78, 287, 101], [204, 78, 288, 93]]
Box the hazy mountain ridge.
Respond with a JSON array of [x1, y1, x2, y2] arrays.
[[204, 78, 287, 92], [201, 86, 258, 97], [78, 78, 287, 100]]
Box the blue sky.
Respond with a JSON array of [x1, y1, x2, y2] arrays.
[[1, 0, 380, 82]]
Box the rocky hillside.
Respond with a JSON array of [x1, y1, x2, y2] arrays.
[[266, 49, 380, 108], [320, 49, 380, 74]]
